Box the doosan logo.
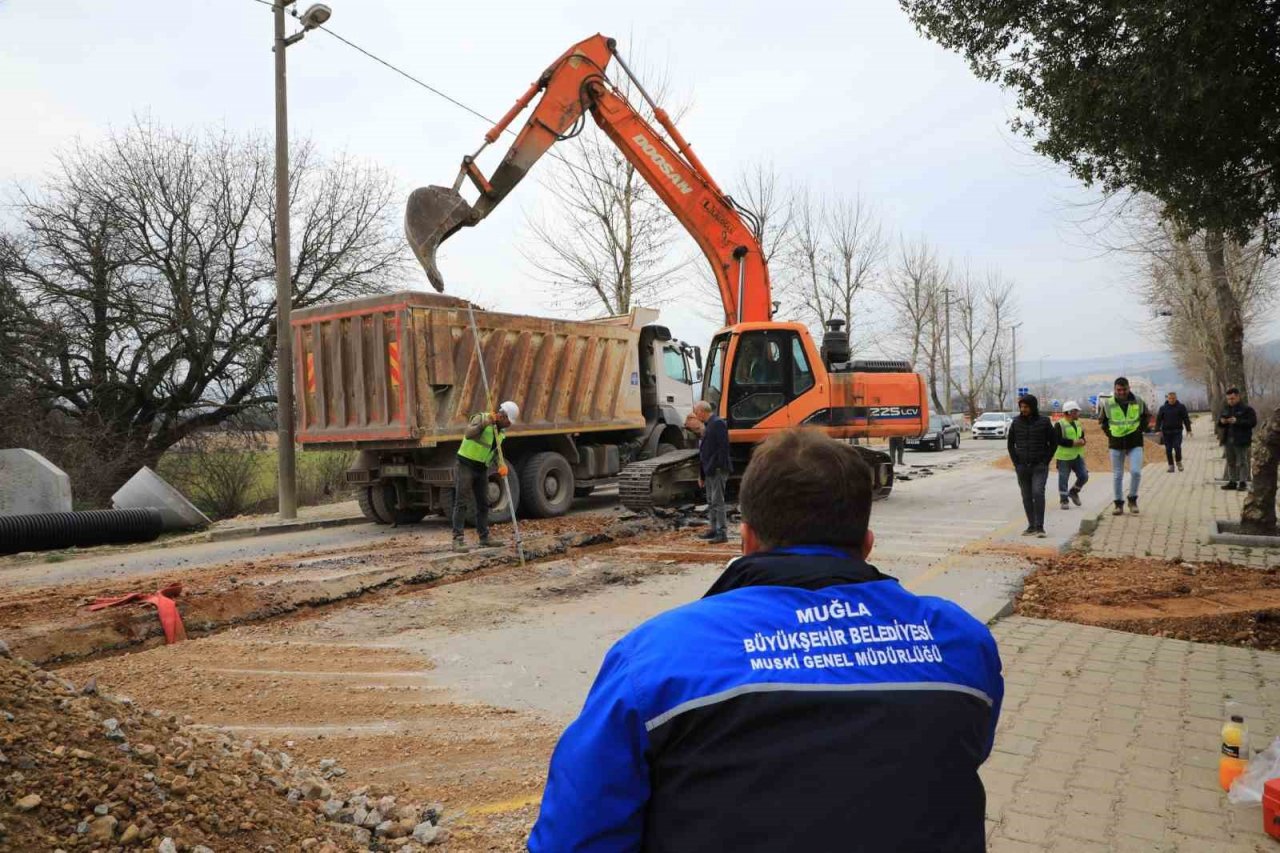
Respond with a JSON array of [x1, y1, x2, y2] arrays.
[[631, 134, 694, 195]]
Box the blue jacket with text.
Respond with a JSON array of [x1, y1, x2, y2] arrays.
[[527, 547, 1004, 853]]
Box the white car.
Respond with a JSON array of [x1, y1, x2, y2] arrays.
[[972, 411, 1015, 439]]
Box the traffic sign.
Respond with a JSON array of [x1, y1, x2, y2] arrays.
[[1089, 395, 1099, 406], [1052, 399, 1061, 410], [1017, 386, 1029, 397]]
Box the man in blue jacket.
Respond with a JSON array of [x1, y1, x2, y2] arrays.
[[693, 400, 732, 544], [529, 428, 1004, 852]]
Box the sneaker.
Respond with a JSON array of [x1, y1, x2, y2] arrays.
[[1036, 528, 1048, 538], [1113, 502, 1124, 516], [1021, 527, 1036, 536], [1176, 461, 1184, 472], [1240, 482, 1250, 493], [451, 538, 467, 553], [708, 535, 729, 545], [1167, 464, 1175, 473], [1127, 497, 1140, 515], [1060, 498, 1070, 510], [1222, 481, 1238, 491], [697, 529, 720, 540], [1069, 489, 1082, 507]]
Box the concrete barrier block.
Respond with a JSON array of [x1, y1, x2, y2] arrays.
[[0, 449, 73, 515], [111, 466, 211, 531]]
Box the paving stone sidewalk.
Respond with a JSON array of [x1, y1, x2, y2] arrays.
[[1086, 419, 1280, 568], [986, 617, 1280, 852]]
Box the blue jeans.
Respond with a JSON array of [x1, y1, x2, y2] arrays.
[[1110, 446, 1144, 502], [1057, 457, 1089, 498]]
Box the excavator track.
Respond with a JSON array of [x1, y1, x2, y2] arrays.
[[619, 449, 702, 512]]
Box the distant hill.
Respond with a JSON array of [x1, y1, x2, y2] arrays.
[[1015, 340, 1280, 410]]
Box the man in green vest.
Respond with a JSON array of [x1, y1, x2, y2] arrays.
[[1098, 377, 1151, 516], [452, 400, 519, 552], [1054, 401, 1090, 510]]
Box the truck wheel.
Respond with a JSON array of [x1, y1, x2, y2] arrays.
[[357, 486, 389, 524], [369, 483, 427, 525], [519, 451, 575, 518], [487, 468, 521, 524]]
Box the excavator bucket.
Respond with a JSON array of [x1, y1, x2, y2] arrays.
[[405, 186, 476, 292]]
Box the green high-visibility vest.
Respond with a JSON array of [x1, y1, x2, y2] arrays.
[[1055, 419, 1084, 462], [457, 416, 503, 465], [1105, 397, 1143, 438]]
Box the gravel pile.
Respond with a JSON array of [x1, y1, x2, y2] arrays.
[[0, 643, 446, 851]]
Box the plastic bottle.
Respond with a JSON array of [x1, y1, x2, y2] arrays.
[[1220, 713, 1249, 791]]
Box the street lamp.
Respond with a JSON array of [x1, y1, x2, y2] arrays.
[[1010, 322, 1023, 408], [273, 1, 332, 520]]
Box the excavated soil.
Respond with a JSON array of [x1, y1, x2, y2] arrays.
[[992, 419, 1163, 472], [1015, 554, 1280, 649]]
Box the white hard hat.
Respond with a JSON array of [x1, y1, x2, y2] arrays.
[[1063, 400, 1081, 413], [499, 401, 520, 423]]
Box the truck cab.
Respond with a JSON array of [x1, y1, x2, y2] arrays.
[[653, 337, 701, 426]]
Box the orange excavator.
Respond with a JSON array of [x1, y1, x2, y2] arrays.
[[406, 33, 928, 506]]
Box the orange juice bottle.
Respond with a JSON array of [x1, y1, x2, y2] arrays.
[[1220, 714, 1249, 791]]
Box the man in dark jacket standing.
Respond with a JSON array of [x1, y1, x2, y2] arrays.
[[1155, 391, 1193, 473], [1219, 387, 1257, 491], [694, 400, 732, 543], [1099, 377, 1151, 516], [529, 429, 1003, 852], [1007, 393, 1056, 537]]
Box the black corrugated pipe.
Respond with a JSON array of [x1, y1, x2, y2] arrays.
[[0, 509, 164, 555]]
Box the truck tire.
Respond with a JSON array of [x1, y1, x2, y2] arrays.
[[357, 486, 389, 524], [519, 451, 575, 518], [369, 483, 427, 526]]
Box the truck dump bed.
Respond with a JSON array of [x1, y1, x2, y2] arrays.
[[292, 291, 646, 447]]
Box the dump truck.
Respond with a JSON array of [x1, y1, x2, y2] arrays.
[[292, 290, 701, 524]]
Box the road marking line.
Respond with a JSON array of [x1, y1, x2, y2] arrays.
[[903, 516, 1030, 592]]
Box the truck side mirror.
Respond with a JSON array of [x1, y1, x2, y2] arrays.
[[693, 346, 702, 370], [695, 369, 703, 382]]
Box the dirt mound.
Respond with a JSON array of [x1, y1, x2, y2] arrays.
[[0, 647, 444, 851], [1015, 554, 1280, 649], [993, 419, 1163, 472]]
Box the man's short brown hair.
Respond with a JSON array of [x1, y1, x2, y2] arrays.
[[739, 429, 873, 551]]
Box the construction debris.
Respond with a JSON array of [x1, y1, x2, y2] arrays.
[[0, 650, 445, 851]]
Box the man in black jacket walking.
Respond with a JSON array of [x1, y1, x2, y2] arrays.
[[1007, 394, 1056, 537], [1219, 387, 1257, 491], [1155, 391, 1193, 473], [694, 400, 732, 543]]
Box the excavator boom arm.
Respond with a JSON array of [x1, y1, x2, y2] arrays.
[[405, 34, 772, 325]]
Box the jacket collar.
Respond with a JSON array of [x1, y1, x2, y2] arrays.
[[704, 546, 893, 598]]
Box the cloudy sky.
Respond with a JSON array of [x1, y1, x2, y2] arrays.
[[2, 0, 1241, 364]]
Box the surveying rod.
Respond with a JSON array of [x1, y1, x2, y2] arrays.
[[466, 302, 525, 565]]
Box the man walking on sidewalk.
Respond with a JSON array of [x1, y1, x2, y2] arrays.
[[1008, 393, 1056, 537], [694, 400, 732, 543], [1219, 387, 1257, 491], [1054, 401, 1089, 510], [1099, 377, 1151, 516], [1156, 391, 1192, 473]]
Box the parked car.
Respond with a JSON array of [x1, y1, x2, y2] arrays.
[[906, 414, 961, 451], [972, 411, 1016, 439]]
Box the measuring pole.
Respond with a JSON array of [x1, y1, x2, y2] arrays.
[[466, 303, 525, 564]]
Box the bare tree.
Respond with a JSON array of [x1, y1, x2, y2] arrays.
[[522, 54, 693, 316], [950, 269, 1015, 420], [0, 120, 404, 504], [883, 236, 950, 408]]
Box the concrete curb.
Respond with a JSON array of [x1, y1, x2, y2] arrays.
[[204, 514, 369, 543], [1206, 520, 1280, 548]]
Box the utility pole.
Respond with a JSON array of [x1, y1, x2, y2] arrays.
[[943, 287, 953, 415], [272, 0, 332, 520], [273, 0, 297, 520]]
